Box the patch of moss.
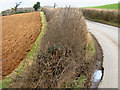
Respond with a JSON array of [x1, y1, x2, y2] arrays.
[[61, 76, 86, 88], [88, 41, 96, 56], [72, 76, 86, 88]]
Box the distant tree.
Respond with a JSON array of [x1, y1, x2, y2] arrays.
[[11, 2, 22, 13], [33, 2, 40, 11], [54, 3, 56, 8]]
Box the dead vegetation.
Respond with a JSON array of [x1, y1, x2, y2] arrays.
[[42, 8, 88, 59], [42, 8, 57, 22], [33, 8, 97, 88]]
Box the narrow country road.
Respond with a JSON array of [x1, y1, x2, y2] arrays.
[[86, 20, 119, 88]]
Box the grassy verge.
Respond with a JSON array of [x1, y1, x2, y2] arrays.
[[86, 17, 120, 27], [1, 11, 47, 89], [62, 76, 86, 88], [88, 41, 96, 57]]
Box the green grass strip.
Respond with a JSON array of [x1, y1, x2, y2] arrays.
[[85, 17, 120, 27], [1, 11, 47, 89], [26, 12, 47, 60], [84, 3, 119, 9]]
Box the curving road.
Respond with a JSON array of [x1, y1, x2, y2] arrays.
[[86, 20, 119, 88]]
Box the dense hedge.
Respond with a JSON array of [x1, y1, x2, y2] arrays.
[[42, 8, 57, 21], [41, 8, 88, 61], [81, 8, 119, 26], [1, 8, 34, 16], [37, 8, 93, 88]]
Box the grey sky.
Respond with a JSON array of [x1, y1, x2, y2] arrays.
[[0, 0, 119, 12]]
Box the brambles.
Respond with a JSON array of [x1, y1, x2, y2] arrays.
[[36, 45, 74, 87]]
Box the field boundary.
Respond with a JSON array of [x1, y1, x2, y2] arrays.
[[86, 17, 120, 27], [81, 8, 119, 28], [1, 11, 47, 89]]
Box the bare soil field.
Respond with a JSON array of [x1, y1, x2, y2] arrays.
[[2, 12, 42, 78]]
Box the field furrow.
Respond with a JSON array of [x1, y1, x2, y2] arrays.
[[2, 12, 42, 77]]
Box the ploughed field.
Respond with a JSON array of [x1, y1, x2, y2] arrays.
[[2, 12, 42, 78]]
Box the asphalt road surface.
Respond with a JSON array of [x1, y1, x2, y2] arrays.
[[86, 20, 119, 88]]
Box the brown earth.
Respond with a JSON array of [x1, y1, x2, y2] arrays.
[[2, 12, 42, 78]]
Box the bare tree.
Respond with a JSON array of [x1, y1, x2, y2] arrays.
[[11, 2, 22, 13]]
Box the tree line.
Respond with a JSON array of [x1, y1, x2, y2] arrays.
[[11, 1, 41, 13]]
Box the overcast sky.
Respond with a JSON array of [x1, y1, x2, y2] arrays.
[[0, 0, 119, 12]]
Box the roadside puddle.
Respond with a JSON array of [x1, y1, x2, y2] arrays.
[[90, 67, 104, 88], [89, 32, 104, 88]]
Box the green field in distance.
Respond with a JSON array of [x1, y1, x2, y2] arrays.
[[84, 3, 119, 9]]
